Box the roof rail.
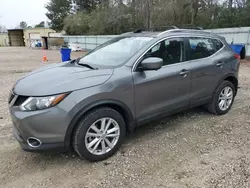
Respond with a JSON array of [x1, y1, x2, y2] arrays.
[[157, 26, 205, 36], [168, 29, 209, 34], [134, 26, 178, 33], [134, 29, 143, 33], [134, 25, 204, 36], [157, 28, 180, 36], [179, 26, 203, 30]]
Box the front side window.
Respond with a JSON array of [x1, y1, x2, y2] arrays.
[[144, 38, 185, 66], [189, 38, 224, 60], [78, 36, 153, 68]]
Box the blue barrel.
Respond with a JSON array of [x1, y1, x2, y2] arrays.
[[230, 44, 244, 55], [38, 42, 42, 47], [230, 44, 246, 59], [60, 48, 71, 62]]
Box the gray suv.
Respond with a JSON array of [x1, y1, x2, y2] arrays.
[[9, 29, 240, 161]]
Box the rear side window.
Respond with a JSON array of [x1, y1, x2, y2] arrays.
[[189, 38, 224, 60]]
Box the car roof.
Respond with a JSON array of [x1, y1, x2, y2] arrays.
[[121, 29, 223, 40]]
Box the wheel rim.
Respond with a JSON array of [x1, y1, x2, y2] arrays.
[[85, 117, 120, 155], [218, 86, 233, 111]]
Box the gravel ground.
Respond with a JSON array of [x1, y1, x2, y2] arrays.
[[1, 47, 250, 188]]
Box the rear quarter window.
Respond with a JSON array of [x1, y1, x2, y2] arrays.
[[188, 37, 224, 60]]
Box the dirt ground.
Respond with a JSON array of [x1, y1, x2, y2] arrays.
[[1, 47, 250, 188]]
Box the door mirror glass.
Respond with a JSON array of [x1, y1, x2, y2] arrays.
[[141, 57, 163, 71]]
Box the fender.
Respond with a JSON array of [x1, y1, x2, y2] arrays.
[[220, 73, 238, 82], [215, 73, 238, 94], [64, 99, 136, 150]]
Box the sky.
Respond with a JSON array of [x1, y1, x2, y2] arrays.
[[0, 0, 50, 29]]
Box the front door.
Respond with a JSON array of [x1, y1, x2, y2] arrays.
[[132, 37, 192, 123]]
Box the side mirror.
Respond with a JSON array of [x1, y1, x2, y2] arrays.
[[140, 57, 163, 71]]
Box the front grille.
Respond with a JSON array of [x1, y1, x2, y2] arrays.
[[8, 92, 15, 104]]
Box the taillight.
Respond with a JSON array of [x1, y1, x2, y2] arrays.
[[234, 54, 240, 60]]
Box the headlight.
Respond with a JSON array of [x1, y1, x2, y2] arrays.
[[20, 93, 68, 111]]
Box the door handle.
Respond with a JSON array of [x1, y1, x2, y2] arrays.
[[179, 69, 189, 77], [216, 62, 224, 68]]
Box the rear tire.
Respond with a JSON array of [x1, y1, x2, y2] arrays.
[[206, 80, 235, 115], [73, 107, 126, 162]]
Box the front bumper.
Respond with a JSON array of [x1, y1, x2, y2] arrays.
[[10, 106, 71, 152], [12, 126, 65, 152]]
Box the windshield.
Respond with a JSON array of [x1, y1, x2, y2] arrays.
[[78, 36, 153, 67]]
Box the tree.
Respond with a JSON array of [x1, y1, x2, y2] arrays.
[[0, 24, 7, 32], [45, 0, 72, 31], [35, 21, 45, 27], [19, 21, 28, 29], [229, 0, 233, 9], [64, 12, 90, 35], [73, 0, 101, 12], [62, 0, 250, 35]]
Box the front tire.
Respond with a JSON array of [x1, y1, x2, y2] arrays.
[[73, 107, 126, 162], [206, 80, 235, 115]]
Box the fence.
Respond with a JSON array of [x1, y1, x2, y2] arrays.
[[63, 35, 117, 51], [64, 27, 250, 56], [206, 27, 250, 57], [0, 33, 9, 46]]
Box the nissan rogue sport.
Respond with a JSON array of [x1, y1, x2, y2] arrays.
[[9, 29, 240, 161]]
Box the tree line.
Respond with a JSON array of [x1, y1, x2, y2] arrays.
[[15, 21, 46, 29], [45, 0, 250, 35]]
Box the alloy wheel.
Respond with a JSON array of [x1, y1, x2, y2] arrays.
[[85, 117, 120, 155], [218, 86, 233, 111]]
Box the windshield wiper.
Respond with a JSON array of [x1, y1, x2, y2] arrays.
[[75, 57, 97, 70], [78, 63, 96, 70], [70, 57, 81, 64], [73, 58, 97, 70]]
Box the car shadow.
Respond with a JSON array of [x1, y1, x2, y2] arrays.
[[125, 106, 211, 142], [29, 106, 212, 164]]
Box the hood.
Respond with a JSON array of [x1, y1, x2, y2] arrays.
[[13, 62, 113, 96]]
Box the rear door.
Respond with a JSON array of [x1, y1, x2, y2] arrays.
[[187, 37, 229, 106]]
